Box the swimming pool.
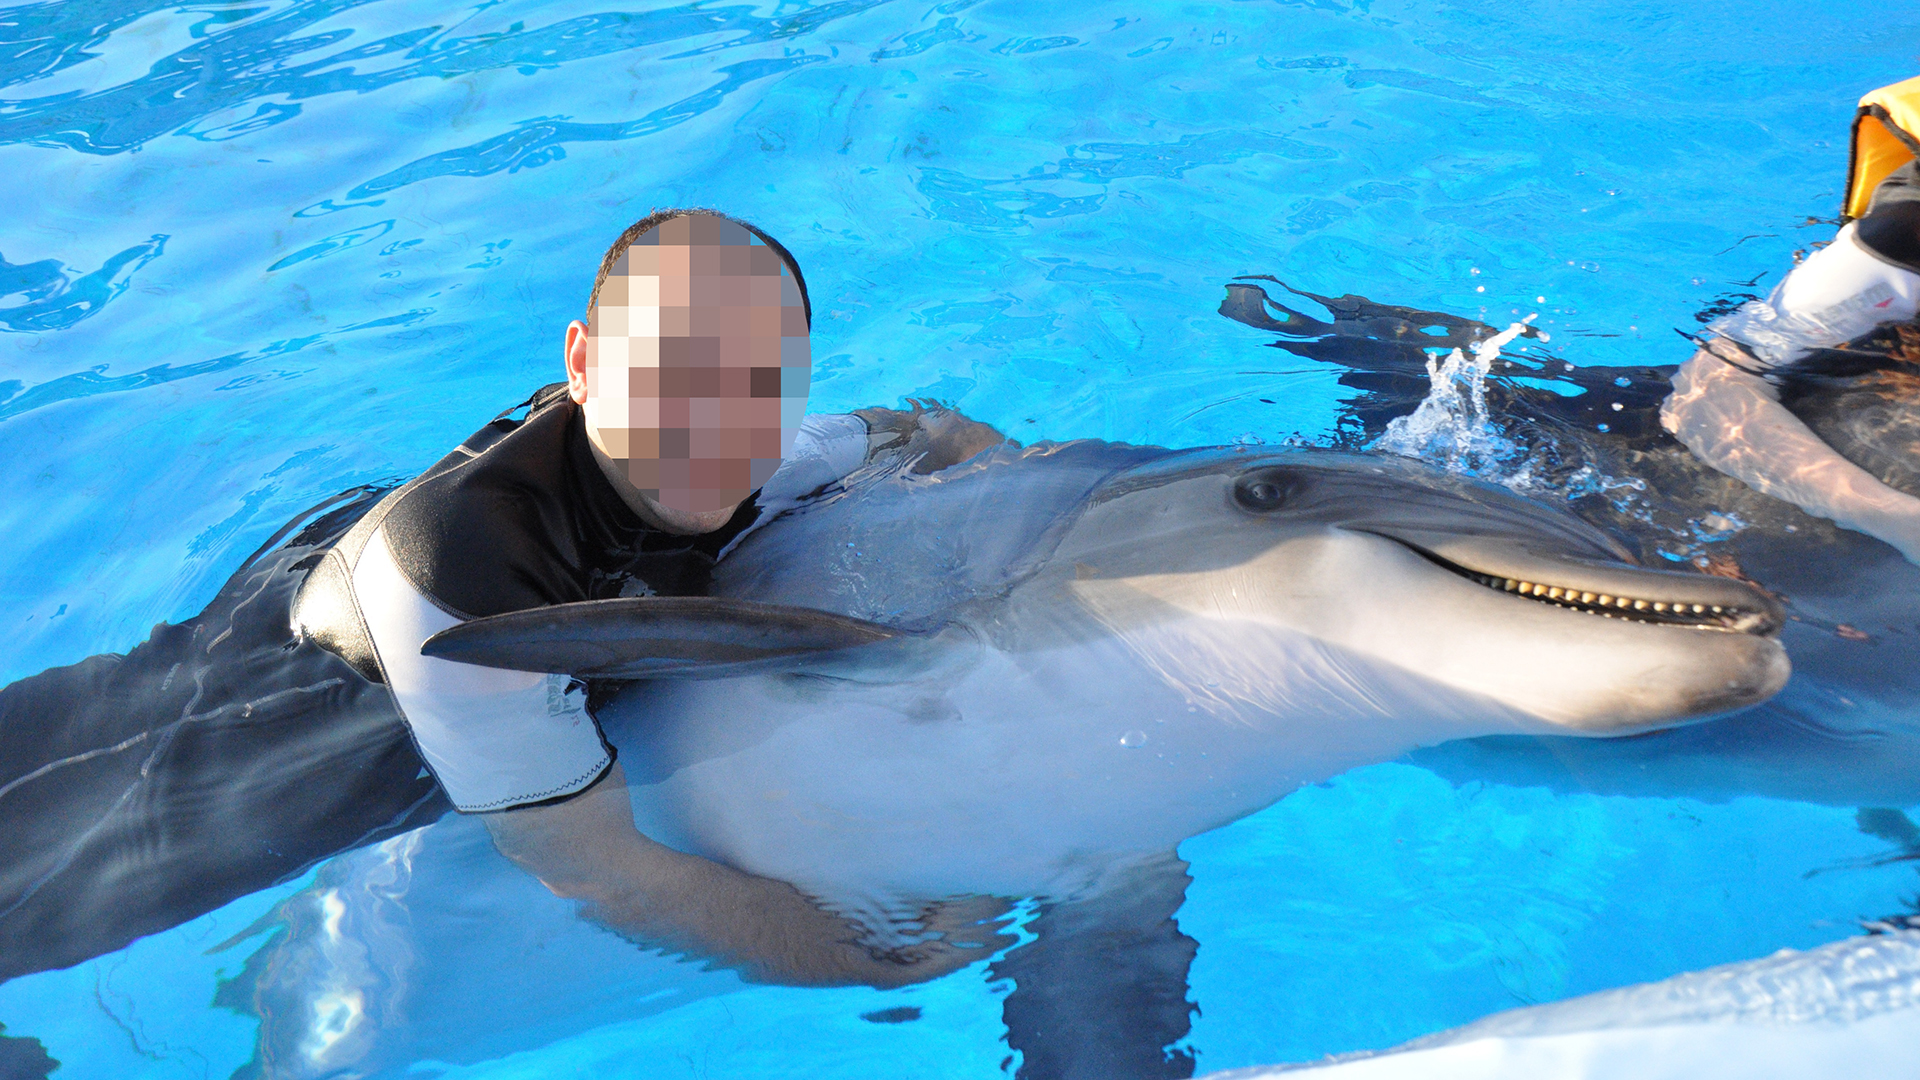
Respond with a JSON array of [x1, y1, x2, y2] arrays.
[[3, 0, 1918, 1075]]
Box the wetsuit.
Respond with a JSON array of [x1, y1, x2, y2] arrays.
[[0, 385, 868, 978], [292, 381, 870, 812], [1711, 161, 1920, 365]]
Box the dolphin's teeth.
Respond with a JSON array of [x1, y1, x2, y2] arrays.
[[1476, 573, 1732, 626]]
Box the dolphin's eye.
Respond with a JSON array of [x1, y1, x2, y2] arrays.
[[1232, 470, 1302, 513]]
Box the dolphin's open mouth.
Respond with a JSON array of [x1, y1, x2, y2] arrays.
[[1378, 536, 1784, 636], [1453, 564, 1779, 633]]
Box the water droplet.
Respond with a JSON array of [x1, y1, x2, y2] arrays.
[[1119, 731, 1149, 748]]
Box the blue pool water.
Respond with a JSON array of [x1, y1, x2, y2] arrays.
[[3, 0, 1919, 1075]]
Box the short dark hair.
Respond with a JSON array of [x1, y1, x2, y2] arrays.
[[585, 208, 811, 327]]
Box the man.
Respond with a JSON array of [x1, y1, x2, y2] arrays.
[[293, 208, 1008, 985], [1662, 78, 1920, 563], [0, 209, 1007, 983]]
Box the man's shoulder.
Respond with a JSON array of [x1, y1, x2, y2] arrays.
[[355, 393, 591, 619]]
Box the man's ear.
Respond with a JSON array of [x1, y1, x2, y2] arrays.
[[565, 320, 591, 404]]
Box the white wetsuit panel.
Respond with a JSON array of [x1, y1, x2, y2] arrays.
[[1712, 222, 1920, 367], [749, 412, 873, 525], [355, 529, 609, 812]]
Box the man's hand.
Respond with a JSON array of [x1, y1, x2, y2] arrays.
[[854, 401, 1017, 474], [483, 762, 1012, 987]]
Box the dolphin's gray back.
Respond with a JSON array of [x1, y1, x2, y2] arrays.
[[713, 440, 1177, 630]]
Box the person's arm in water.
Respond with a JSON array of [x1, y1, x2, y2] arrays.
[[1663, 340, 1920, 563], [480, 763, 1004, 987], [1662, 174, 1920, 562]]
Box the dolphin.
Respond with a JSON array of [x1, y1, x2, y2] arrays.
[[524, 443, 1790, 909]]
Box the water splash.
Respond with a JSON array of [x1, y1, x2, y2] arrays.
[[1374, 316, 1540, 481], [1369, 318, 1724, 560]]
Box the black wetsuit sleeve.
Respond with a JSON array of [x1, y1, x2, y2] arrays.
[[1857, 160, 1920, 272]]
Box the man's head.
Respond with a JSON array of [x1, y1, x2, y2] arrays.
[[566, 209, 811, 533]]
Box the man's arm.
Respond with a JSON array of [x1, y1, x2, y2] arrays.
[[1662, 342, 1920, 563], [481, 761, 1007, 987]]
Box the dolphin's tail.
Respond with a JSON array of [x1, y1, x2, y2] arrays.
[[0, 488, 450, 983]]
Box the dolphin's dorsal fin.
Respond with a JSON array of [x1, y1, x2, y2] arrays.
[[420, 597, 896, 679]]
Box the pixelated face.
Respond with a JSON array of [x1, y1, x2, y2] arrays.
[[583, 214, 810, 515]]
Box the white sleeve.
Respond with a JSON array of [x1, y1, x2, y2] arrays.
[[756, 412, 871, 508], [1711, 222, 1920, 367], [790, 412, 872, 480], [715, 413, 872, 559], [353, 528, 611, 812]]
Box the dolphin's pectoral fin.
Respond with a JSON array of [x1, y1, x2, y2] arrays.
[[991, 856, 1199, 1080], [419, 597, 898, 679]]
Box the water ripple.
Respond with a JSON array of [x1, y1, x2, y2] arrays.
[[910, 128, 1336, 230], [342, 54, 823, 200], [0, 306, 432, 422], [0, 233, 165, 331], [0, 0, 890, 156]]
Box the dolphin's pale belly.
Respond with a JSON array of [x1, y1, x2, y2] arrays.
[[602, 612, 1536, 910]]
